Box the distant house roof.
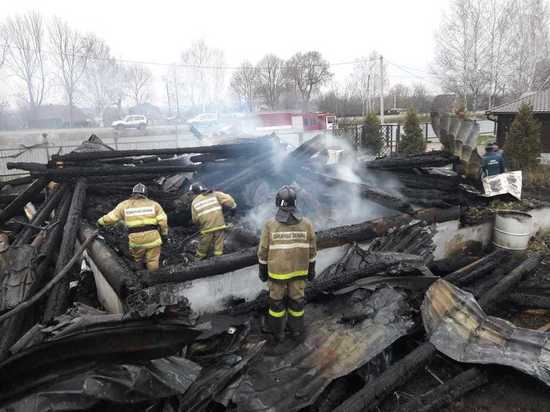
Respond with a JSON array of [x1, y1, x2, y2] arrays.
[[488, 89, 550, 114], [36, 104, 87, 122]]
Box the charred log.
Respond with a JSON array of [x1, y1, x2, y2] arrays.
[[395, 367, 487, 412], [50, 141, 276, 162], [365, 152, 459, 170], [43, 178, 87, 321], [7, 162, 199, 178], [478, 252, 544, 313], [429, 255, 479, 276], [0, 191, 72, 359], [79, 223, 139, 296], [333, 342, 437, 412], [0, 177, 49, 226], [443, 249, 510, 286], [509, 293, 550, 309]]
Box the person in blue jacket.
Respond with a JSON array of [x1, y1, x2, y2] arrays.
[[481, 143, 505, 177]]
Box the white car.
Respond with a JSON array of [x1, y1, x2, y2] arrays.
[[186, 113, 218, 125], [112, 115, 148, 130]]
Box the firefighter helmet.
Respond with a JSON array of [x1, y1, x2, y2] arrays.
[[132, 183, 147, 196], [275, 185, 297, 209], [190, 182, 207, 194]]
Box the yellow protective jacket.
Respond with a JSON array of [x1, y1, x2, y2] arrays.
[[257, 217, 317, 281], [98, 197, 168, 249], [191, 191, 236, 234]]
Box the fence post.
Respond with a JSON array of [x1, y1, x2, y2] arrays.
[[42, 133, 50, 162], [396, 124, 401, 153], [425, 123, 429, 141], [114, 133, 119, 150]]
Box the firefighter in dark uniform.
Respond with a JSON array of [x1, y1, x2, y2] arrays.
[[257, 186, 317, 342], [481, 142, 505, 177]]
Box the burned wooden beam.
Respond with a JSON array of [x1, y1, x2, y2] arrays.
[[365, 151, 459, 170], [0, 177, 49, 226], [0, 191, 72, 359], [509, 293, 550, 309], [7, 162, 199, 178], [478, 252, 544, 313], [43, 178, 87, 321], [395, 367, 487, 412], [13, 185, 67, 246], [141, 207, 461, 286], [333, 342, 437, 412], [79, 223, 139, 297], [50, 141, 275, 162], [443, 249, 510, 286]]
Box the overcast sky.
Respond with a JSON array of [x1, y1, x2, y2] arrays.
[[2, 0, 452, 103]]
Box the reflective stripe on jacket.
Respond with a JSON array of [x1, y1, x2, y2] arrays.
[[191, 191, 236, 234], [98, 197, 168, 249], [257, 217, 317, 281]]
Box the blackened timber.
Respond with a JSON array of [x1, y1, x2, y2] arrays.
[[443, 249, 510, 285], [478, 252, 544, 312], [79, 223, 139, 296], [0, 177, 49, 225], [43, 178, 87, 321], [7, 162, 199, 178], [50, 141, 275, 162], [333, 342, 437, 412], [0, 191, 72, 359], [13, 185, 67, 246], [509, 293, 550, 309], [395, 367, 487, 412], [141, 207, 461, 286], [365, 152, 459, 170]]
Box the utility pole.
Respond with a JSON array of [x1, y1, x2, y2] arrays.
[[380, 55, 385, 124]]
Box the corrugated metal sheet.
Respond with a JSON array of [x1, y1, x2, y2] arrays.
[[488, 89, 550, 114]]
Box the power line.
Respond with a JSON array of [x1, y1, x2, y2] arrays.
[[3, 43, 380, 71]]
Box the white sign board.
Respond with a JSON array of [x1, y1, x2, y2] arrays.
[[482, 171, 522, 200]]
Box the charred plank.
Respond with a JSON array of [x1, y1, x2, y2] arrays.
[[43, 178, 87, 321], [395, 367, 487, 412]]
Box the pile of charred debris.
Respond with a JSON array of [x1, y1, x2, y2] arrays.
[[0, 133, 549, 411]]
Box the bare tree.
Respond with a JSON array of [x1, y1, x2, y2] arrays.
[[230, 61, 259, 111], [410, 83, 431, 113], [81, 36, 122, 121], [350, 52, 387, 115], [123, 64, 153, 106], [286, 51, 332, 110], [180, 40, 225, 112], [49, 17, 94, 126], [484, 0, 515, 108], [256, 54, 286, 110], [388, 83, 410, 108], [2, 11, 47, 126], [434, 0, 488, 110], [508, 0, 550, 95]]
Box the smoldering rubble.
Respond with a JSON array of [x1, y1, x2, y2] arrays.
[[0, 132, 549, 411]]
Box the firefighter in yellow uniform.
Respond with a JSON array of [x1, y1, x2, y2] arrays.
[[97, 183, 168, 271], [190, 182, 237, 259], [257, 185, 317, 342]]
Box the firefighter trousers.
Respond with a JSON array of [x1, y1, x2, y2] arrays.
[[129, 246, 161, 271], [196, 230, 224, 259], [267, 279, 305, 338]]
